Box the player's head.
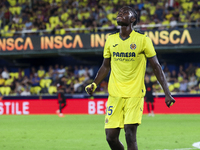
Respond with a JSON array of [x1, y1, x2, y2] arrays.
[[117, 6, 138, 27]]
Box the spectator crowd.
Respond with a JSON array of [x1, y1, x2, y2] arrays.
[[0, 0, 200, 37], [0, 63, 200, 96], [0, 65, 94, 96]]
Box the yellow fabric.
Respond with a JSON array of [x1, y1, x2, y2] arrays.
[[103, 30, 156, 97], [174, 82, 180, 88], [40, 79, 52, 88], [40, 79, 46, 88], [169, 84, 174, 92], [196, 68, 200, 77], [9, 72, 15, 79], [150, 6, 156, 16], [0, 87, 11, 95], [61, 12, 69, 22], [5, 78, 13, 86], [162, 20, 170, 29], [48, 86, 57, 95], [105, 96, 144, 129], [190, 12, 200, 21], [0, 78, 5, 85], [165, 13, 173, 20], [8, 0, 16, 6], [140, 15, 148, 22], [38, 70, 45, 78], [150, 75, 157, 82], [45, 79, 52, 87], [34, 86, 41, 94], [147, 21, 155, 30]]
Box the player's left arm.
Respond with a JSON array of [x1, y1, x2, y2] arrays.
[[148, 56, 175, 108]]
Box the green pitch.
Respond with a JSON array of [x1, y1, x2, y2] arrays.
[[0, 114, 200, 150]]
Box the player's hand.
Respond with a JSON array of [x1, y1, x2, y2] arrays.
[[85, 82, 97, 96], [165, 95, 175, 108]]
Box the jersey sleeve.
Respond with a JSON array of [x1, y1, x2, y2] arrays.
[[103, 36, 111, 58], [143, 35, 156, 58]]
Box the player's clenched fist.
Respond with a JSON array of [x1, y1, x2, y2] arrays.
[[165, 95, 176, 108], [85, 82, 97, 95]]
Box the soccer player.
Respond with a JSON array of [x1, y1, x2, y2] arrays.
[[56, 83, 67, 117], [85, 6, 175, 150], [145, 75, 155, 117]]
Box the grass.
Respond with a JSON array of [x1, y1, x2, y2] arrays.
[[0, 114, 200, 150]]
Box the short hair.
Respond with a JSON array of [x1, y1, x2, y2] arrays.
[[124, 6, 138, 26]]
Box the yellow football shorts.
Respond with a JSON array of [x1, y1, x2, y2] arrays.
[[105, 96, 144, 129]]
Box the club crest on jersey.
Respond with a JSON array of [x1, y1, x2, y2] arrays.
[[130, 43, 136, 50]]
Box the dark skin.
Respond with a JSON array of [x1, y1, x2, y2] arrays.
[[86, 6, 175, 150]]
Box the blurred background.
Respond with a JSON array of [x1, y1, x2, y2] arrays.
[[0, 0, 200, 98]]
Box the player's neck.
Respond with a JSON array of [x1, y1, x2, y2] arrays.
[[120, 25, 133, 39]]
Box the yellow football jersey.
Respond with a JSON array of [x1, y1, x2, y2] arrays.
[[104, 30, 156, 97]]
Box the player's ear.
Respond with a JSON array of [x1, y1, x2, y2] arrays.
[[130, 16, 136, 23]]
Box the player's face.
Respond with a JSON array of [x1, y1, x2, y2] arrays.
[[117, 7, 134, 26]]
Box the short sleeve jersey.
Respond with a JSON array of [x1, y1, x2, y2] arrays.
[[103, 30, 156, 97]]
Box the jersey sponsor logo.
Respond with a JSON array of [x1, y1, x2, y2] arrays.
[[113, 44, 118, 47], [113, 52, 135, 61], [130, 43, 137, 50], [113, 52, 135, 57]]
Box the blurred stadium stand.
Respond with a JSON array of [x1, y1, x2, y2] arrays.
[[0, 0, 200, 96]]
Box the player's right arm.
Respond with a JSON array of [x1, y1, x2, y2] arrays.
[[85, 58, 111, 96], [86, 34, 112, 96]]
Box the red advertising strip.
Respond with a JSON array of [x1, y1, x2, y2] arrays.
[[0, 97, 200, 115]]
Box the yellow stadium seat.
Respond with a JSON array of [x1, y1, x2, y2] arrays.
[[48, 86, 57, 95]]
